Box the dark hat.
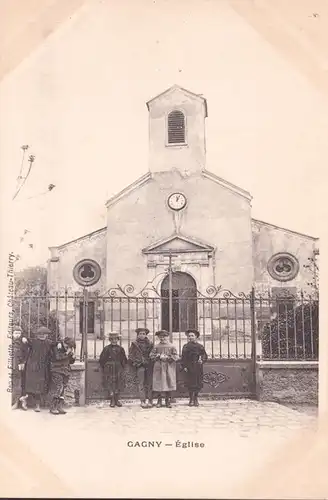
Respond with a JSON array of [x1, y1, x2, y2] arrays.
[[13, 326, 22, 331], [135, 327, 149, 335], [108, 332, 121, 339], [186, 328, 200, 338], [63, 337, 76, 349], [36, 326, 51, 336], [155, 330, 169, 337]]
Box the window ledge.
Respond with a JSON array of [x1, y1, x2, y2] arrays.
[[166, 143, 188, 149]]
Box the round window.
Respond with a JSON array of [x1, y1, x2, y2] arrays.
[[73, 259, 101, 287], [267, 253, 299, 282]]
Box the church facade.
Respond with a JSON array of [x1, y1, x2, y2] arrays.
[[47, 86, 318, 344]]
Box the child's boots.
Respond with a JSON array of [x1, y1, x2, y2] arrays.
[[165, 395, 172, 408], [20, 395, 28, 411], [114, 393, 122, 407], [50, 398, 60, 415], [57, 397, 67, 414]]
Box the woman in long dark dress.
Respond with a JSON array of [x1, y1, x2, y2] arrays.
[[181, 328, 208, 407], [20, 326, 53, 411]]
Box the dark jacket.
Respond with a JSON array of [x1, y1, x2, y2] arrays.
[[49, 341, 76, 376], [128, 338, 153, 368], [20, 337, 53, 395], [99, 344, 127, 370], [181, 341, 208, 391], [99, 344, 127, 392]]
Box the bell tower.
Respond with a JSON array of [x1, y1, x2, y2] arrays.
[[146, 85, 208, 175]]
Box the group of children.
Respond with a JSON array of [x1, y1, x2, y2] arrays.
[[12, 325, 208, 412], [12, 326, 76, 415], [99, 327, 208, 408]]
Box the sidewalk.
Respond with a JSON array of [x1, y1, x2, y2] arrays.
[[1, 399, 318, 498]]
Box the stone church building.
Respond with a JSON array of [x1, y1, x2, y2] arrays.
[[47, 85, 318, 342]]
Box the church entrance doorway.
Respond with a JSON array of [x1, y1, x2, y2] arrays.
[[161, 272, 197, 332]]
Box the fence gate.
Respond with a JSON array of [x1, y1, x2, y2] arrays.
[[13, 284, 318, 401], [83, 285, 258, 400]]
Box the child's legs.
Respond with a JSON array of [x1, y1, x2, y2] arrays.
[[144, 367, 153, 400], [60, 375, 69, 399], [50, 372, 64, 400], [136, 367, 146, 400], [33, 393, 41, 407]]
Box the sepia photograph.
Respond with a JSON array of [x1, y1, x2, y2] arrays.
[[1, 0, 327, 498]]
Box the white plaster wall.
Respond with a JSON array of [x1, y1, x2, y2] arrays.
[[106, 170, 254, 294], [148, 89, 207, 174], [252, 220, 318, 294], [48, 229, 107, 294]]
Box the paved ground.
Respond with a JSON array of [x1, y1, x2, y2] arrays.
[[2, 399, 319, 498]]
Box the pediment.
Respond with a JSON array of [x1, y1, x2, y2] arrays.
[[146, 85, 208, 116], [142, 234, 214, 255]]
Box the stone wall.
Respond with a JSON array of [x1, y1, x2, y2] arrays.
[[86, 358, 255, 400], [256, 361, 318, 405], [65, 362, 86, 406]]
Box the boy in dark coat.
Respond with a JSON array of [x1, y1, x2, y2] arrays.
[[19, 326, 53, 411], [181, 328, 208, 407], [128, 327, 153, 408], [48, 337, 76, 415], [99, 332, 127, 407]]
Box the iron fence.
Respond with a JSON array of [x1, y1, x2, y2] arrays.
[[12, 287, 318, 362]]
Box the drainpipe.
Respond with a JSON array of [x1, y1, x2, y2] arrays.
[[211, 250, 216, 286], [168, 252, 173, 342]]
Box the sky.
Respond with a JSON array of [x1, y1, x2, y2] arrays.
[[1, 0, 328, 270]]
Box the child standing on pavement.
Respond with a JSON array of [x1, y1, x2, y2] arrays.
[[99, 332, 127, 407], [150, 330, 179, 408], [128, 327, 154, 408], [181, 328, 208, 407], [48, 337, 76, 415]]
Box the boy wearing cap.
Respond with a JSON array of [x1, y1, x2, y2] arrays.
[[99, 333, 127, 407], [48, 337, 76, 415], [150, 330, 179, 408], [19, 326, 53, 412], [181, 329, 208, 407], [128, 327, 153, 408]]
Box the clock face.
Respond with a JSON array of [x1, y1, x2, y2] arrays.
[[168, 192, 187, 211]]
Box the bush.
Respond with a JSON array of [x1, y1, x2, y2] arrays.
[[261, 301, 318, 360], [13, 266, 59, 340]]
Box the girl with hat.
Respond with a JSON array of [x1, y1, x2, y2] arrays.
[[18, 326, 53, 412], [181, 329, 208, 407], [99, 332, 127, 407], [128, 327, 154, 408], [48, 336, 76, 415], [150, 330, 179, 408]]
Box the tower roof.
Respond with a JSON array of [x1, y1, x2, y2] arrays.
[[146, 84, 208, 117]]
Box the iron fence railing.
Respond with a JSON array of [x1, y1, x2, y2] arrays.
[[12, 288, 318, 362]]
